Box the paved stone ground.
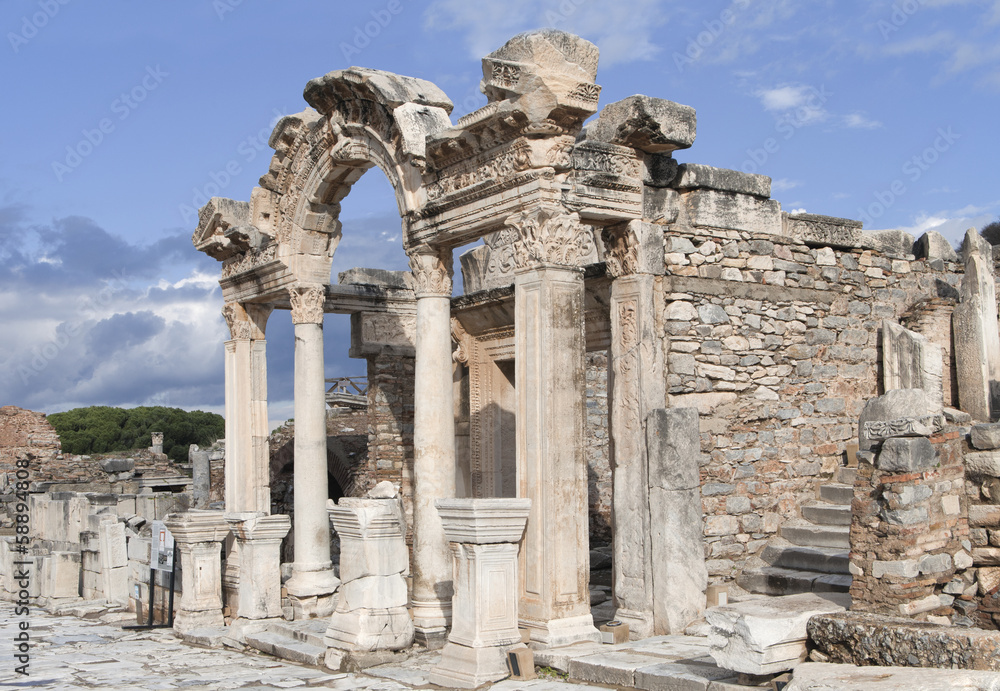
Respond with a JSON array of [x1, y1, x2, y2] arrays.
[[0, 602, 604, 690]]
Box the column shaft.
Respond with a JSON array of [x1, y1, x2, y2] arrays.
[[285, 315, 339, 610], [411, 293, 457, 645]]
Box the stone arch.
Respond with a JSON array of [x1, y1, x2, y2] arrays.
[[251, 68, 454, 287]]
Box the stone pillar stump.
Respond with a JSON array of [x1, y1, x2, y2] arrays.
[[164, 510, 229, 633], [225, 512, 290, 620], [429, 498, 531, 689], [325, 488, 413, 652]]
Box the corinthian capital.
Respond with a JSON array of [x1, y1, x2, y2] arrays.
[[289, 285, 326, 325], [504, 205, 596, 269], [408, 246, 453, 298]]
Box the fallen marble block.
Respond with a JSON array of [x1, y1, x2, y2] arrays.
[[807, 611, 1000, 670], [706, 593, 849, 675], [786, 662, 1000, 691]]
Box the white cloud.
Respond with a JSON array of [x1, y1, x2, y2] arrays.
[[755, 84, 829, 124], [423, 0, 670, 67], [843, 112, 883, 129], [771, 178, 802, 193]]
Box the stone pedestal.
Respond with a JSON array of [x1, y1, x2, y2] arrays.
[[285, 286, 339, 618], [409, 248, 456, 648], [325, 489, 413, 652], [429, 498, 531, 689], [515, 261, 601, 647], [165, 510, 229, 633], [226, 512, 290, 620]]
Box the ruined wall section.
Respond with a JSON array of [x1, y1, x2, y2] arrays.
[[585, 351, 612, 544], [654, 217, 964, 583]]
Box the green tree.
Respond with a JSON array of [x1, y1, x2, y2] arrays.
[[981, 218, 1000, 245], [48, 406, 224, 463]]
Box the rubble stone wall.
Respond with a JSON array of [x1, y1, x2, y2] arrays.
[[657, 226, 964, 582]]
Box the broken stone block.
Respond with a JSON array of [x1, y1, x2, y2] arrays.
[[972, 423, 1000, 450], [915, 231, 959, 263], [326, 495, 413, 653], [707, 592, 849, 675], [99, 457, 134, 474], [966, 451, 1000, 478], [881, 321, 944, 408], [876, 437, 938, 473], [673, 163, 770, 198], [858, 389, 943, 450], [584, 95, 696, 153], [808, 611, 1000, 670]]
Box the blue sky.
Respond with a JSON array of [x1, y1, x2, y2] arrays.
[[2, 0, 998, 430]]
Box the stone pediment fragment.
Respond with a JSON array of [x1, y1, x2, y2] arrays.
[[583, 95, 696, 154], [303, 66, 453, 115], [194, 197, 255, 260], [480, 29, 601, 130]]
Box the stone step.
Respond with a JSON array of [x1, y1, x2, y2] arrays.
[[837, 467, 858, 485], [802, 502, 851, 526], [262, 619, 327, 648], [780, 523, 850, 549], [762, 543, 850, 575], [819, 483, 854, 505], [244, 631, 325, 666], [737, 566, 852, 597]]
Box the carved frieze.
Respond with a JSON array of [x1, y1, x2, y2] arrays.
[[862, 415, 944, 441], [360, 313, 416, 348], [426, 141, 533, 202], [408, 247, 453, 298], [289, 285, 326, 325], [221, 243, 278, 279]]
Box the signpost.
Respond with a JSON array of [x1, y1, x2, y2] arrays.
[[124, 521, 176, 630]]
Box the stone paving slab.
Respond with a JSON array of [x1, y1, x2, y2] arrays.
[[785, 662, 1000, 690]]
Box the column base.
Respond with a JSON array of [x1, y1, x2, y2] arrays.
[[412, 598, 451, 650], [325, 606, 414, 651], [287, 593, 336, 620], [613, 607, 654, 641], [429, 642, 525, 689], [285, 561, 340, 597], [174, 609, 225, 634], [522, 613, 602, 648]]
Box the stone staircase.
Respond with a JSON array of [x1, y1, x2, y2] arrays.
[[243, 619, 328, 666], [738, 467, 855, 596]]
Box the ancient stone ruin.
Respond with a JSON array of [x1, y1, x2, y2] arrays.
[[8, 28, 1000, 689]]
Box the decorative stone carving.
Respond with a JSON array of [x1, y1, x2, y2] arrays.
[[429, 498, 531, 689], [408, 247, 453, 298], [288, 285, 326, 325], [882, 320, 944, 408], [451, 317, 470, 364], [505, 206, 596, 269]]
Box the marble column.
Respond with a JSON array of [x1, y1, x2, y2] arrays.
[[408, 246, 457, 648], [430, 498, 531, 689], [509, 204, 601, 646], [603, 221, 666, 639], [221, 302, 273, 514], [225, 512, 290, 620], [164, 510, 229, 633], [284, 285, 339, 617]]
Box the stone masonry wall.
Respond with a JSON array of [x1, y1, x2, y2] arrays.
[[585, 351, 611, 544], [657, 227, 964, 583]]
